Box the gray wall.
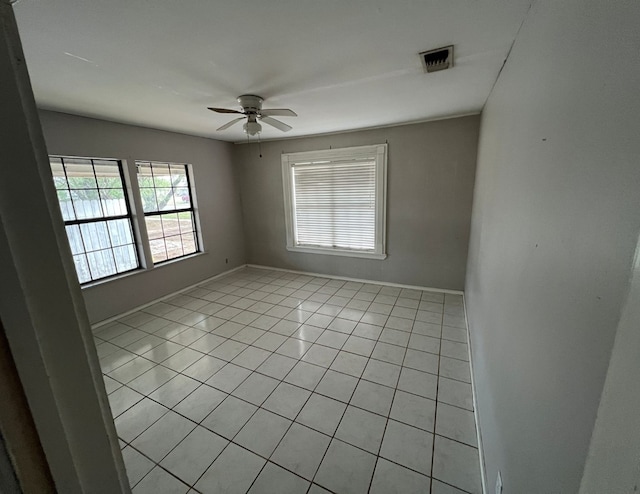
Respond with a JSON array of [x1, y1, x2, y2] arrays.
[[39, 111, 246, 323], [2, 5, 128, 490], [236, 116, 479, 290], [465, 1, 640, 493], [579, 234, 640, 493]]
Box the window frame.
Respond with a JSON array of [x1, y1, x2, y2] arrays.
[[135, 161, 201, 265], [50, 156, 141, 284], [281, 143, 387, 260]]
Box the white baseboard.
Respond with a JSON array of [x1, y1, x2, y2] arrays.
[[464, 295, 488, 494], [91, 264, 247, 329], [246, 264, 464, 295], [92, 262, 482, 487], [92, 263, 463, 329]]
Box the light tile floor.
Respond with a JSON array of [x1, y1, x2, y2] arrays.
[[96, 267, 482, 494]]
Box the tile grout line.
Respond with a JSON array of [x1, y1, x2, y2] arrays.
[[107, 333, 456, 434], [429, 300, 445, 494], [308, 297, 394, 493], [244, 340, 344, 494], [101, 268, 474, 493], [175, 276, 369, 492]]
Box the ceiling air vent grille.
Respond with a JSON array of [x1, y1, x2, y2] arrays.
[[420, 45, 454, 73]]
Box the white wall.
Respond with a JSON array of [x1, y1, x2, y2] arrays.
[[465, 1, 640, 492], [236, 116, 480, 290], [39, 111, 246, 323]]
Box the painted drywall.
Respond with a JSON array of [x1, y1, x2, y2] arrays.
[[1, 4, 128, 491], [236, 116, 479, 290], [579, 234, 640, 493], [39, 110, 246, 323], [465, 1, 640, 492]]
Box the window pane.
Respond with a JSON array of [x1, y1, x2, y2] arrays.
[[137, 162, 153, 176], [149, 239, 168, 263], [93, 160, 123, 189], [107, 218, 133, 247], [152, 164, 172, 188], [140, 187, 158, 212], [57, 190, 75, 221], [113, 244, 137, 272], [177, 211, 194, 234], [73, 255, 91, 284], [87, 249, 117, 280], [164, 234, 184, 259], [155, 188, 176, 211], [50, 158, 68, 189], [100, 189, 127, 216], [137, 163, 157, 212], [145, 216, 164, 240], [80, 221, 112, 251], [65, 159, 97, 189], [181, 232, 197, 255], [71, 189, 103, 220], [65, 225, 84, 255], [170, 164, 188, 187], [160, 213, 180, 238], [175, 187, 191, 208]]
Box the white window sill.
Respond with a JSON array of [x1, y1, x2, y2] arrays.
[[151, 250, 208, 270], [286, 245, 387, 260]]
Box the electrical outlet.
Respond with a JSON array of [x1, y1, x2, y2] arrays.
[[495, 471, 503, 494]]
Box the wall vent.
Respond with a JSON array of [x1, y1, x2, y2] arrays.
[[420, 45, 454, 73]]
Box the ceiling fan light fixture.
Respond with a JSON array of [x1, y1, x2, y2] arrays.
[[243, 120, 262, 136]]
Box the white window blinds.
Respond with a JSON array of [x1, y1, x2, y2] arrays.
[[292, 159, 376, 251], [282, 144, 387, 259]]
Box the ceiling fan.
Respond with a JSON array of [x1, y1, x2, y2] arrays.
[[208, 95, 297, 135]]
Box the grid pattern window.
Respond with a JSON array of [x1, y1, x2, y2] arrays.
[[282, 144, 387, 259], [136, 161, 199, 263], [50, 157, 139, 283]]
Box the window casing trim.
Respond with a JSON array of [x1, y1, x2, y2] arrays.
[[282, 144, 387, 259]]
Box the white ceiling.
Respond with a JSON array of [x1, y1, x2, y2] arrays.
[[14, 0, 531, 142]]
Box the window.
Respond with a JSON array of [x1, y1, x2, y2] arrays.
[[49, 157, 139, 283], [136, 161, 199, 263], [282, 144, 387, 259]]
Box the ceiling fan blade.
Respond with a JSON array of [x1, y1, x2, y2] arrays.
[[208, 107, 244, 114], [217, 117, 244, 131], [260, 116, 292, 132], [260, 108, 297, 117]]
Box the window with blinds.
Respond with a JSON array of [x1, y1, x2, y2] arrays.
[[282, 144, 387, 259]]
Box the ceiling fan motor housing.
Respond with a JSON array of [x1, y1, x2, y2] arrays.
[[237, 94, 263, 113]]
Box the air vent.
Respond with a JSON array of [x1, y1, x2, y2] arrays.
[[420, 45, 454, 73]]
